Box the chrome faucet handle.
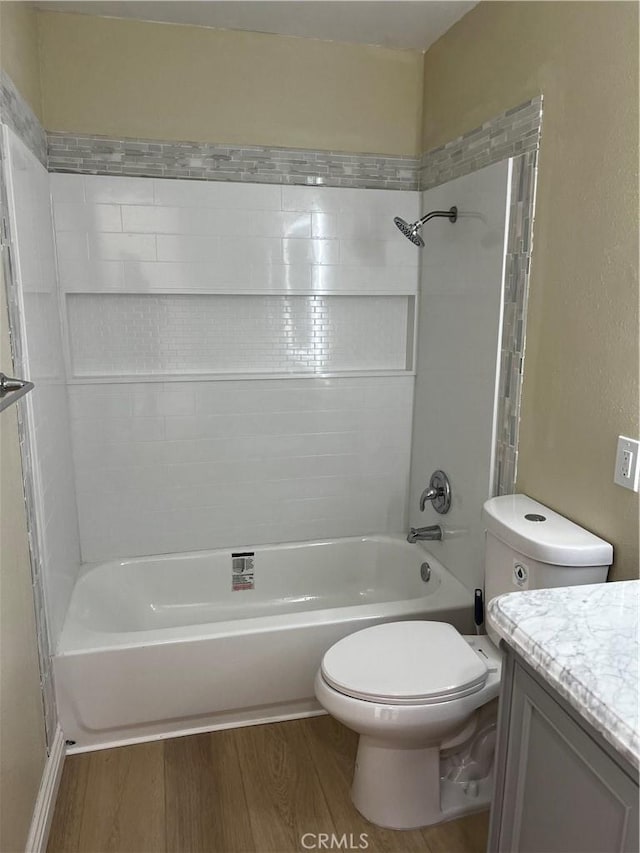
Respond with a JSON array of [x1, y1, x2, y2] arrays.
[[419, 486, 439, 511], [419, 470, 451, 514]]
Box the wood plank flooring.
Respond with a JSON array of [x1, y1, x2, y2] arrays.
[[48, 717, 489, 853]]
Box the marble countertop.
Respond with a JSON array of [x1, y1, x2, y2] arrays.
[[487, 580, 639, 768]]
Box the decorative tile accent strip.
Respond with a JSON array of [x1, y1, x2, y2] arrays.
[[420, 96, 543, 495], [419, 96, 543, 191], [494, 147, 539, 496], [0, 71, 47, 166], [47, 132, 420, 191]]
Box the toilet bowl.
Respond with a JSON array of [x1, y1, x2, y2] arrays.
[[314, 495, 613, 829], [315, 622, 502, 829]]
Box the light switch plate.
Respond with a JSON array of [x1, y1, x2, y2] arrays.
[[614, 435, 640, 492]]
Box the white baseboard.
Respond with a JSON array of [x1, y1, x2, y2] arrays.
[[25, 725, 65, 853]]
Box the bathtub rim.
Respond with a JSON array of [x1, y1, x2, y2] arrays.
[[73, 532, 434, 579], [57, 534, 473, 656]]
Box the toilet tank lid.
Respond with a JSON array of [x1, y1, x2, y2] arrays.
[[483, 495, 613, 567]]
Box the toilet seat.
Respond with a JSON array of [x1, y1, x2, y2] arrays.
[[321, 621, 489, 706]]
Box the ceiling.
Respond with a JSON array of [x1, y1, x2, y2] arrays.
[[33, 1, 478, 51]]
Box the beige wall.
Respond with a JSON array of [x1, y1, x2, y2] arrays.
[[423, 1, 639, 580], [0, 264, 47, 853], [0, 1, 42, 119], [37, 11, 424, 155]]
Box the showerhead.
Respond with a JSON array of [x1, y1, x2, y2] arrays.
[[393, 206, 458, 247], [393, 217, 425, 248]]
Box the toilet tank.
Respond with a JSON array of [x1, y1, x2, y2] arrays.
[[483, 495, 612, 645]]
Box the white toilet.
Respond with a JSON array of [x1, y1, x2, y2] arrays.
[[314, 494, 613, 830]]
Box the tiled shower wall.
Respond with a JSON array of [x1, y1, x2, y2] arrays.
[[1, 127, 81, 744], [49, 95, 542, 497], [51, 175, 420, 561], [409, 160, 512, 594], [68, 378, 414, 559], [419, 96, 542, 494]]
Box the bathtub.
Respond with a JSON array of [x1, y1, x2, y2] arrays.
[[54, 534, 474, 752]]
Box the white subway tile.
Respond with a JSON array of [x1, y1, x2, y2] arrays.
[[54, 202, 123, 233], [72, 416, 165, 443], [384, 239, 422, 267], [131, 209, 312, 239], [121, 205, 176, 234], [249, 263, 312, 290], [55, 231, 89, 262], [252, 211, 311, 238], [339, 238, 419, 268], [123, 260, 248, 289], [332, 187, 419, 217], [282, 238, 339, 266], [50, 173, 85, 203], [311, 212, 338, 239], [68, 386, 133, 418], [88, 232, 157, 262], [156, 234, 221, 262], [311, 265, 417, 293], [283, 186, 419, 217], [131, 385, 196, 417], [58, 256, 125, 291], [84, 175, 154, 205], [335, 210, 417, 242], [281, 186, 344, 212], [217, 236, 282, 266], [153, 179, 282, 209], [122, 205, 292, 237]]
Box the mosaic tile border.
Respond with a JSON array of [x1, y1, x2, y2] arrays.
[[494, 148, 539, 496], [420, 96, 543, 496], [0, 70, 47, 166], [419, 96, 543, 192], [47, 132, 420, 191]]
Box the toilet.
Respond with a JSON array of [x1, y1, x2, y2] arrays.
[[314, 494, 613, 830]]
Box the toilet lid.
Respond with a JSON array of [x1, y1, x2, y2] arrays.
[[321, 622, 489, 705]]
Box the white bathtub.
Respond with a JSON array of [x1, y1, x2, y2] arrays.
[[54, 534, 474, 751]]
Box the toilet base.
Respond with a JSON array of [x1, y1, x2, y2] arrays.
[[351, 736, 493, 830]]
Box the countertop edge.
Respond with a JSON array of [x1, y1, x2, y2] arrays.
[[488, 595, 640, 769]]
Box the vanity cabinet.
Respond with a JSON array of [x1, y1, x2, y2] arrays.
[[489, 651, 639, 853]]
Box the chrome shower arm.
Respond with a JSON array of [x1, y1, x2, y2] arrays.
[[416, 207, 458, 226]]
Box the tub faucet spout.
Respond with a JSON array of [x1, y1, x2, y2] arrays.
[[407, 525, 443, 543]]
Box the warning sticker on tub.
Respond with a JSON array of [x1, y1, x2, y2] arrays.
[[232, 552, 255, 591]]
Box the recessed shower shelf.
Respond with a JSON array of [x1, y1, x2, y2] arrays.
[[65, 291, 417, 379]]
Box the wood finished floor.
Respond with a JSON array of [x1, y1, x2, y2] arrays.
[[48, 717, 489, 853]]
